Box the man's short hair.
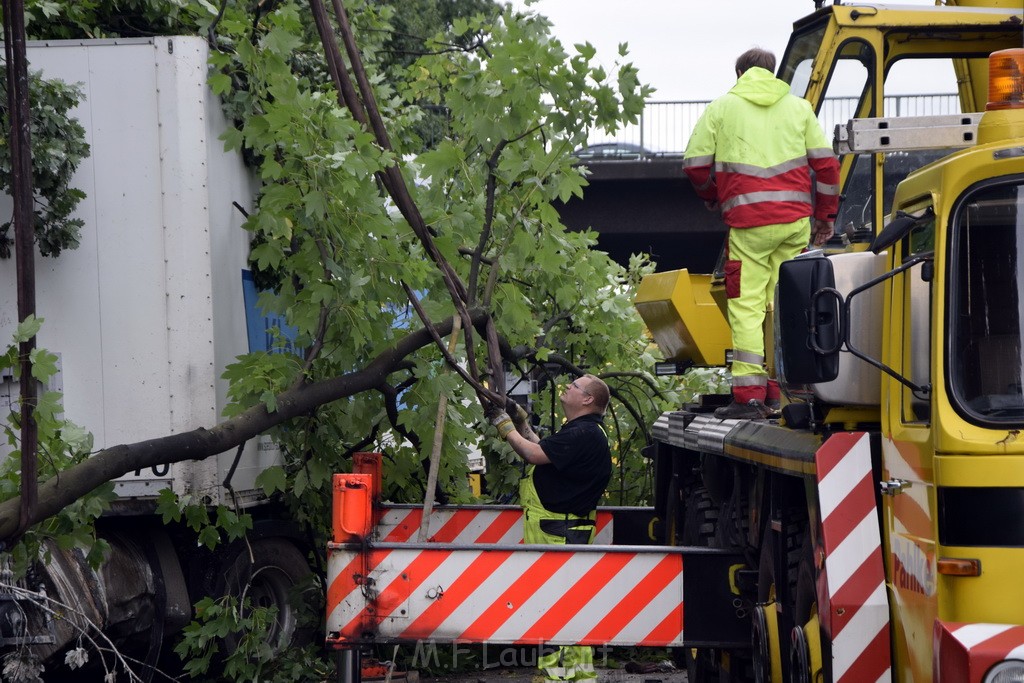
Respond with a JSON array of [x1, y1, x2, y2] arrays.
[[736, 48, 776, 75], [582, 374, 610, 414]]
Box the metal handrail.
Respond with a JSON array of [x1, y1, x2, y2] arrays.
[[586, 94, 960, 156]]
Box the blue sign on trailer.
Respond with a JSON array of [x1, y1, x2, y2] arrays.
[[241, 269, 300, 355]]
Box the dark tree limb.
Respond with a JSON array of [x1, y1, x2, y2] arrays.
[[311, 0, 510, 409], [4, 0, 38, 543], [295, 238, 335, 384], [0, 311, 487, 544], [400, 282, 502, 406]]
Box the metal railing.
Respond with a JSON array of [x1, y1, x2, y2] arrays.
[[585, 94, 960, 156]]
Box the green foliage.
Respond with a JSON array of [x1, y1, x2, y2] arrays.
[[0, 68, 89, 258], [678, 366, 732, 402], [22, 0, 197, 38], [155, 489, 253, 550], [0, 326, 112, 577], [174, 594, 327, 682]]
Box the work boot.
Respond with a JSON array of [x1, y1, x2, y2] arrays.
[[765, 397, 782, 416], [714, 399, 771, 420]]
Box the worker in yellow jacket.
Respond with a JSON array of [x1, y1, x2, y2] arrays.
[[683, 47, 840, 419], [488, 375, 612, 681]]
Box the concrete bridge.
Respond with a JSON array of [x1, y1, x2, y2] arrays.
[[557, 154, 726, 274]]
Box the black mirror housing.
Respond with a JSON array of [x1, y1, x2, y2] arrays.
[[776, 255, 841, 385]]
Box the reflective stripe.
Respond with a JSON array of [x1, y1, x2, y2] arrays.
[[715, 156, 808, 178], [682, 154, 714, 168], [817, 181, 840, 195], [807, 147, 836, 159], [722, 190, 812, 212], [734, 374, 768, 386], [733, 350, 765, 365]]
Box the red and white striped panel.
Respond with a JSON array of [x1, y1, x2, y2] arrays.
[[935, 621, 1024, 683], [326, 544, 683, 647], [815, 432, 892, 683], [377, 506, 614, 545]]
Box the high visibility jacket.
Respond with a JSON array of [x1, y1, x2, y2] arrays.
[[683, 67, 840, 228]]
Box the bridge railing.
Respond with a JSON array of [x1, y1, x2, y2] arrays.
[[585, 94, 960, 156]]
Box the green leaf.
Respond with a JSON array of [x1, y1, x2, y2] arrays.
[[255, 465, 287, 495], [416, 141, 464, 180], [208, 71, 232, 96], [260, 390, 278, 413], [304, 190, 328, 219], [198, 525, 221, 550], [29, 348, 59, 382], [574, 42, 596, 60], [14, 315, 42, 342], [156, 489, 182, 525]]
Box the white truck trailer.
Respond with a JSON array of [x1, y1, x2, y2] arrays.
[[0, 37, 311, 674]]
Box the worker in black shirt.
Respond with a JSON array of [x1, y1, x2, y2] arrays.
[[488, 373, 612, 682]]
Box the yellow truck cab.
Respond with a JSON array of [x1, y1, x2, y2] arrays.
[[634, 3, 1024, 682]]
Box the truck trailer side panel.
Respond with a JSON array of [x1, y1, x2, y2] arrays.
[[0, 37, 272, 503]]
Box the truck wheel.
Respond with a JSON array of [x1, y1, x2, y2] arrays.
[[682, 485, 719, 546], [753, 518, 804, 683], [677, 487, 721, 683], [217, 538, 315, 651], [753, 534, 782, 683], [664, 476, 680, 545], [789, 540, 825, 683]]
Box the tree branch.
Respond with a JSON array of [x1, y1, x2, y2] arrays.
[[400, 282, 501, 405], [312, 0, 490, 403], [0, 310, 487, 543], [295, 238, 335, 383], [468, 139, 508, 303]]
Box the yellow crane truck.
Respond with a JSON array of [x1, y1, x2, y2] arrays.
[[326, 3, 1024, 682], [634, 1, 1024, 681]]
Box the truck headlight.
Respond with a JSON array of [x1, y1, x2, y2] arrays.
[[985, 660, 1024, 683]]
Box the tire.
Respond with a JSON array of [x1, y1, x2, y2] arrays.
[[790, 538, 827, 683], [753, 531, 779, 683], [664, 476, 680, 545], [217, 538, 315, 651], [792, 539, 816, 638], [683, 486, 719, 547], [678, 487, 721, 683], [754, 516, 805, 683]]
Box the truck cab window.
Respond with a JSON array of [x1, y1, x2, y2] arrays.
[[882, 58, 964, 228], [950, 181, 1024, 424], [779, 24, 827, 98], [815, 44, 871, 239], [900, 207, 935, 423]]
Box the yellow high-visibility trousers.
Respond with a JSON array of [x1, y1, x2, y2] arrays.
[[520, 469, 598, 681], [725, 218, 809, 402]]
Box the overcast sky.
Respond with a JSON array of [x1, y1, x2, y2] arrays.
[[509, 0, 959, 101]]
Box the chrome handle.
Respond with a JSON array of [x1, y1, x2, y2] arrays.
[[880, 478, 911, 496]]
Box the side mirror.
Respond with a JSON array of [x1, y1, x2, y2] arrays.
[[776, 255, 841, 384]]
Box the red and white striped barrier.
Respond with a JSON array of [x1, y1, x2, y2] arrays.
[[376, 506, 614, 545], [326, 544, 684, 647], [815, 432, 892, 682], [934, 621, 1024, 683]]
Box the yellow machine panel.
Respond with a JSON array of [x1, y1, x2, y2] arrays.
[[634, 270, 731, 365]]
